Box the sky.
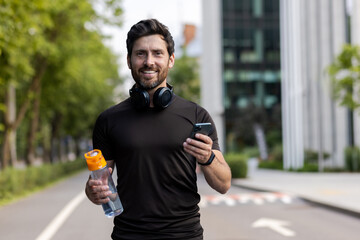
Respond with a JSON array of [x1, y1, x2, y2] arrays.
[[100, 0, 203, 90]]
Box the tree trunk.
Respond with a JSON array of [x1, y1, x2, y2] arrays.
[[2, 84, 17, 168], [2, 56, 47, 169], [25, 78, 42, 166], [74, 136, 81, 158], [42, 122, 52, 164], [2, 129, 12, 168], [49, 113, 63, 163], [24, 56, 47, 166]]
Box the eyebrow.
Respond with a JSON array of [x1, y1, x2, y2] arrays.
[[134, 48, 165, 53]]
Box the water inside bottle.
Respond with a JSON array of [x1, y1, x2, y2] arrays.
[[102, 192, 123, 218]]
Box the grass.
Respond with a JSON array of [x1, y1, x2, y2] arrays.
[[0, 158, 87, 206]]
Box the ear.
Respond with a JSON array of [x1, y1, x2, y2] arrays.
[[168, 53, 175, 69], [127, 55, 131, 69]]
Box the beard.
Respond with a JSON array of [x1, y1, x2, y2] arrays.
[[130, 63, 170, 90]]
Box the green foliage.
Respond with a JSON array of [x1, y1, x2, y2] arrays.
[[267, 144, 283, 162], [0, 0, 123, 165], [225, 153, 248, 178], [304, 149, 330, 163], [292, 163, 318, 172], [0, 159, 87, 205], [266, 129, 282, 148], [345, 146, 360, 172], [258, 160, 283, 170], [168, 48, 200, 103], [259, 144, 283, 169], [241, 147, 260, 158], [40, 29, 121, 139], [328, 44, 360, 110], [0, 103, 4, 133]]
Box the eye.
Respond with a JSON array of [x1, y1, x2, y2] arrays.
[[155, 51, 163, 56], [135, 51, 146, 57]]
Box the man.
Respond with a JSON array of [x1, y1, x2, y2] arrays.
[[85, 19, 231, 239]]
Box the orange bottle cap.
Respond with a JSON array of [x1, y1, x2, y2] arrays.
[[84, 149, 107, 171]]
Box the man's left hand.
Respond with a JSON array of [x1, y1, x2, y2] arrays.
[[183, 133, 213, 164]]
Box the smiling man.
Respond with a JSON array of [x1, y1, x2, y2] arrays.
[[128, 34, 174, 89], [85, 19, 231, 240]]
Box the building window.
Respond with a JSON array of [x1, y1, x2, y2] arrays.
[[222, 0, 281, 152], [224, 49, 236, 63]]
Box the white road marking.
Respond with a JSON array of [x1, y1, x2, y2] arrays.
[[252, 218, 296, 237], [35, 191, 86, 240], [200, 192, 293, 207], [238, 194, 251, 204], [263, 193, 277, 203]]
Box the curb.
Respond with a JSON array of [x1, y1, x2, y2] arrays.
[[231, 181, 360, 219]]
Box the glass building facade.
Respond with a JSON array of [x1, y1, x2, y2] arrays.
[[222, 0, 281, 152]]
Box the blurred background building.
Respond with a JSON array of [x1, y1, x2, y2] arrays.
[[202, 0, 360, 169]]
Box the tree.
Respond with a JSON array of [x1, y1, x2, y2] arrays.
[[40, 30, 121, 162], [0, 0, 51, 167], [328, 44, 360, 147], [0, 0, 123, 168], [328, 44, 360, 110], [168, 48, 200, 103]]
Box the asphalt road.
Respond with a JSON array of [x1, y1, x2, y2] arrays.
[[0, 170, 359, 240]]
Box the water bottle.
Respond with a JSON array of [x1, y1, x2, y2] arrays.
[[85, 149, 123, 217]]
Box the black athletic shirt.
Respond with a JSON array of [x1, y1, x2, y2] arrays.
[[92, 95, 220, 240]]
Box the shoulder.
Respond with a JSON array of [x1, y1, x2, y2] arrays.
[[170, 95, 212, 122], [98, 98, 132, 118], [171, 95, 203, 111], [95, 98, 132, 124]]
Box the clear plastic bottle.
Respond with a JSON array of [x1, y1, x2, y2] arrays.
[[85, 149, 123, 218]]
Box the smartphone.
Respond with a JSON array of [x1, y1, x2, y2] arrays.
[[190, 123, 212, 139]]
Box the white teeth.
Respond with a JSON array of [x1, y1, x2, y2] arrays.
[[143, 71, 155, 74]]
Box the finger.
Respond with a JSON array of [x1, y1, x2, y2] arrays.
[[194, 133, 212, 144], [88, 179, 103, 187], [184, 142, 205, 155], [184, 140, 213, 162], [185, 138, 212, 152], [92, 191, 112, 204], [91, 184, 110, 193], [187, 136, 212, 148], [183, 142, 208, 159]]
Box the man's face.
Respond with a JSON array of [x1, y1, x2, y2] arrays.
[[127, 34, 175, 90]]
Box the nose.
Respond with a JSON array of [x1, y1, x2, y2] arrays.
[[144, 54, 154, 67]]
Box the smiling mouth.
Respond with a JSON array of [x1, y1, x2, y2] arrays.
[[142, 70, 156, 74]]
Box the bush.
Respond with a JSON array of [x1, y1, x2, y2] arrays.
[[267, 144, 283, 163], [0, 158, 87, 205], [345, 147, 360, 172], [225, 153, 248, 178], [258, 144, 283, 170], [294, 163, 318, 172], [304, 149, 330, 164], [258, 160, 283, 170], [241, 147, 260, 158]]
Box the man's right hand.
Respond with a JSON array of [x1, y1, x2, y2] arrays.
[[85, 174, 112, 205]]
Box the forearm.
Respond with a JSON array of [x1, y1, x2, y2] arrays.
[[201, 150, 231, 194]]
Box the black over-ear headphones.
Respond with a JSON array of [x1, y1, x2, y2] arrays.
[[129, 83, 174, 110]]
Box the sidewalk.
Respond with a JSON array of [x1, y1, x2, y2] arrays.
[[232, 167, 360, 217]]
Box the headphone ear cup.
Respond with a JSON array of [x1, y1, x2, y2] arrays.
[[129, 87, 150, 109], [153, 87, 173, 109]]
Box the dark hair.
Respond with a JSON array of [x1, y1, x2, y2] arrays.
[[126, 19, 175, 57]]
